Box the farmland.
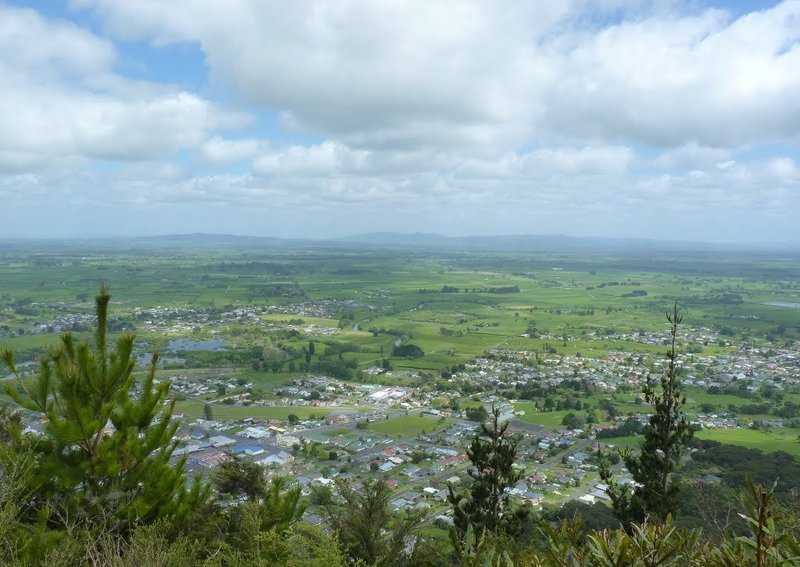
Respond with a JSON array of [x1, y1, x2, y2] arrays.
[[2, 235, 800, 496]]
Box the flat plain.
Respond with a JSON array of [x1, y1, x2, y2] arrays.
[[2, 237, 800, 456]]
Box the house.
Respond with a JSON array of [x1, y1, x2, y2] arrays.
[[256, 450, 294, 467], [233, 444, 265, 457], [523, 492, 544, 505], [209, 435, 236, 448], [242, 426, 270, 439], [191, 450, 230, 468], [276, 434, 300, 447], [390, 498, 410, 510], [173, 444, 201, 456]]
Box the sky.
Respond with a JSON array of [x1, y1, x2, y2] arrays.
[[0, 0, 799, 243]]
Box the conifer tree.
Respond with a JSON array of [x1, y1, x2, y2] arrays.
[[323, 479, 424, 566], [1, 285, 206, 533], [601, 303, 693, 524], [448, 406, 522, 537]]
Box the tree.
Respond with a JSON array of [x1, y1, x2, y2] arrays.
[[1, 285, 206, 534], [465, 405, 489, 423], [601, 303, 693, 524], [391, 344, 424, 358], [203, 402, 214, 421], [228, 475, 307, 560], [322, 479, 424, 567], [448, 406, 523, 538], [213, 455, 266, 501], [561, 412, 586, 430], [287, 413, 300, 426]]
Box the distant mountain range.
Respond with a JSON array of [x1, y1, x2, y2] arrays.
[[1, 232, 797, 255], [335, 232, 792, 254]]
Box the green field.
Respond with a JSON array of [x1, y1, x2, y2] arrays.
[[3, 240, 800, 461], [366, 415, 451, 438], [3, 245, 799, 372], [513, 405, 574, 428], [174, 400, 365, 421], [694, 427, 800, 458]]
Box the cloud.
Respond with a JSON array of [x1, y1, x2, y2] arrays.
[[542, 3, 800, 148], [74, 0, 800, 153], [0, 4, 246, 170], [1, 2, 799, 243], [201, 137, 262, 165], [653, 144, 732, 169], [0, 4, 114, 78]]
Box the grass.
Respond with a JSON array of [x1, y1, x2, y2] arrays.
[[174, 400, 365, 421], [366, 415, 451, 438], [695, 427, 800, 458], [512, 405, 572, 428], [597, 435, 642, 449]]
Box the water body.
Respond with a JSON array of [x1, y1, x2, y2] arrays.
[[762, 301, 800, 309], [167, 338, 228, 351]]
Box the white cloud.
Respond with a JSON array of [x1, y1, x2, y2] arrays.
[[74, 0, 800, 153], [253, 141, 369, 176], [0, 4, 247, 170], [201, 137, 262, 165], [456, 145, 634, 179], [0, 4, 114, 78], [543, 3, 800, 147], [653, 144, 732, 169], [2, 1, 799, 243]]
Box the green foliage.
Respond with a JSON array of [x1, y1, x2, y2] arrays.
[[584, 517, 702, 566], [323, 479, 425, 566], [449, 524, 515, 567], [689, 441, 800, 494], [561, 412, 586, 430], [226, 476, 306, 560], [392, 343, 425, 358], [709, 478, 800, 567], [1, 285, 206, 537], [466, 405, 489, 422], [595, 417, 644, 439], [602, 304, 693, 525], [449, 406, 524, 539], [213, 456, 268, 501]]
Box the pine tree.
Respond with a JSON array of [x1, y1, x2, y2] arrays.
[[213, 455, 267, 502], [448, 406, 522, 537], [601, 303, 693, 524], [323, 479, 424, 566], [1, 285, 206, 534], [203, 402, 214, 421]]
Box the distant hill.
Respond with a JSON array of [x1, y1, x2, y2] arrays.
[[335, 232, 800, 255], [0, 232, 797, 256]]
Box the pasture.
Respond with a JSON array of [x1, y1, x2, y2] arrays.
[[366, 415, 451, 438], [694, 427, 800, 458]]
